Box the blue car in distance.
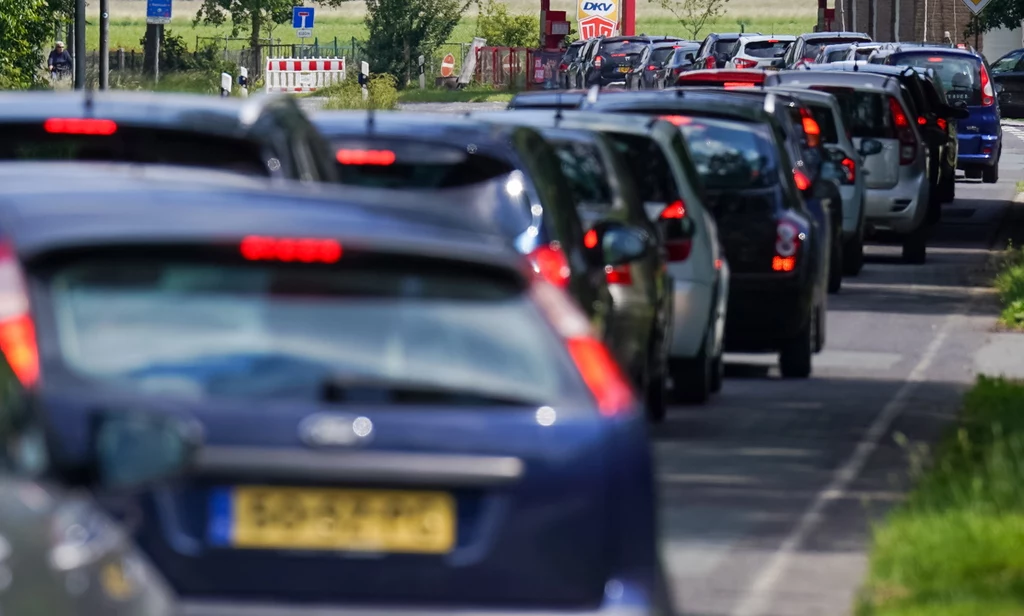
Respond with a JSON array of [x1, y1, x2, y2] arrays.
[[880, 45, 1002, 183], [0, 161, 670, 616]]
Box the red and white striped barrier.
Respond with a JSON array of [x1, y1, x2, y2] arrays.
[[265, 58, 346, 94]]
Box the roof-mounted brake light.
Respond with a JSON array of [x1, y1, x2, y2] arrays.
[[43, 118, 117, 135], [240, 236, 343, 263], [336, 149, 396, 165]]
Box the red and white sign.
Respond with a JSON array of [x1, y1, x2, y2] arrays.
[[264, 58, 346, 93], [579, 15, 616, 39], [440, 53, 455, 77], [534, 58, 545, 82]]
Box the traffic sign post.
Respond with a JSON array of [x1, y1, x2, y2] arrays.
[[146, 0, 171, 23], [293, 7, 315, 44], [961, 0, 991, 14]]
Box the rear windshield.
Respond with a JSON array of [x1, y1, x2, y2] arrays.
[[562, 44, 583, 63], [891, 53, 981, 105], [605, 133, 680, 204], [329, 139, 515, 189], [46, 258, 579, 405], [811, 87, 893, 139], [807, 103, 840, 143], [744, 40, 791, 58], [551, 140, 613, 207], [0, 125, 268, 175], [826, 48, 849, 62], [714, 39, 740, 57], [669, 47, 699, 65], [602, 40, 649, 55], [678, 118, 778, 190], [651, 47, 676, 64], [805, 38, 868, 60]]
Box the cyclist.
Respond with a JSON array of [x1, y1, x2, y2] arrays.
[[47, 41, 72, 80]]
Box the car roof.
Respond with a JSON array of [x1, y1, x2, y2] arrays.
[[477, 108, 677, 139], [740, 34, 796, 42], [885, 44, 981, 59], [311, 111, 539, 162], [708, 32, 748, 38], [801, 31, 871, 40], [0, 91, 299, 137], [822, 43, 854, 50], [0, 162, 519, 268], [761, 85, 839, 107], [507, 90, 587, 109], [775, 66, 897, 90], [586, 88, 776, 123]]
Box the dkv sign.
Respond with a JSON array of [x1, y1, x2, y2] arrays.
[[577, 0, 618, 39]]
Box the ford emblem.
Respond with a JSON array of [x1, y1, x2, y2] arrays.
[[298, 414, 374, 447]]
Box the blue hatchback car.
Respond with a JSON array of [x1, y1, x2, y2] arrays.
[[881, 47, 1002, 183], [0, 162, 670, 616]]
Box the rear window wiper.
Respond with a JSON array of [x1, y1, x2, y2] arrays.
[[320, 375, 543, 406]]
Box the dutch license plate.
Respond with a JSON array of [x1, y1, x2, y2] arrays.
[[217, 486, 456, 553], [619, 66, 630, 73]]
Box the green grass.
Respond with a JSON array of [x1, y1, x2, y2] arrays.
[[1016, 180, 1024, 195], [398, 85, 514, 103], [858, 376, 1024, 616], [994, 245, 1024, 328], [91, 15, 816, 53]]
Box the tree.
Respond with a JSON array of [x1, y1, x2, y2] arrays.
[[475, 0, 538, 47], [0, 0, 63, 89], [964, 0, 1018, 37], [194, 0, 342, 50], [648, 0, 728, 39], [364, 0, 469, 86]]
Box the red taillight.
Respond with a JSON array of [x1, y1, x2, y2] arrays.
[[594, 56, 604, 68], [889, 96, 917, 165], [734, 58, 757, 69], [800, 108, 821, 148], [659, 114, 692, 125], [529, 244, 571, 289], [793, 170, 811, 191], [773, 220, 801, 273], [705, 56, 716, 69], [336, 149, 396, 165], [660, 200, 685, 219], [647, 64, 658, 70], [605, 264, 633, 284], [240, 236, 343, 263], [529, 281, 636, 416], [840, 157, 856, 184], [917, 116, 927, 125], [937, 118, 948, 130], [584, 229, 599, 249], [0, 244, 38, 389], [43, 118, 117, 135], [559, 62, 569, 71], [659, 200, 692, 262], [980, 63, 995, 106]]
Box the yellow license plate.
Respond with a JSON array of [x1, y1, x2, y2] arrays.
[[229, 486, 456, 553], [618, 66, 630, 73]]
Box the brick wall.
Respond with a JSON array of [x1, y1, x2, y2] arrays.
[[838, 0, 979, 49]]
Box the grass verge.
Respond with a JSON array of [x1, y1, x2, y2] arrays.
[[857, 376, 1024, 615], [398, 85, 514, 103], [317, 74, 400, 110], [994, 243, 1024, 329]]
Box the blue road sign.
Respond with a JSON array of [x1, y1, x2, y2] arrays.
[[146, 0, 172, 24], [292, 6, 315, 29]]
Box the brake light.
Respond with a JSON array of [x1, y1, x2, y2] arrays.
[[529, 243, 571, 289], [980, 63, 995, 106], [336, 149, 396, 165], [773, 221, 801, 272], [594, 56, 603, 68], [605, 264, 633, 284], [240, 236, 343, 263], [529, 281, 636, 417], [928, 56, 944, 62], [659, 200, 692, 262], [889, 96, 917, 165], [917, 116, 927, 125], [800, 110, 821, 148], [611, 53, 626, 57], [659, 115, 692, 125], [0, 243, 38, 389], [733, 58, 758, 69], [793, 170, 811, 191], [705, 56, 716, 69], [840, 157, 856, 184], [768, 39, 779, 43], [937, 118, 947, 130], [43, 118, 117, 135], [647, 64, 658, 70], [584, 229, 599, 249], [560, 62, 569, 71]]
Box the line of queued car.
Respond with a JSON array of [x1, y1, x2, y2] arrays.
[[0, 27, 1006, 616]]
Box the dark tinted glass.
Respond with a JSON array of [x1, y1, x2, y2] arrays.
[[0, 125, 268, 175], [651, 47, 676, 64], [606, 133, 680, 203], [47, 259, 578, 404], [714, 39, 740, 57], [551, 140, 613, 207], [891, 53, 981, 105], [826, 49, 849, 62], [602, 40, 649, 55], [562, 44, 583, 63], [678, 118, 779, 190], [744, 40, 791, 58], [330, 139, 515, 189], [807, 103, 840, 143], [812, 87, 894, 139]]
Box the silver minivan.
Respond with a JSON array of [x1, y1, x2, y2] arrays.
[[767, 71, 931, 263]]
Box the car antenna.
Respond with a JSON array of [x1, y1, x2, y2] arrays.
[[83, 84, 95, 116], [366, 106, 375, 133], [554, 91, 564, 125]]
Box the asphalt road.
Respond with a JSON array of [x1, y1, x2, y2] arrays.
[[655, 125, 1024, 616]]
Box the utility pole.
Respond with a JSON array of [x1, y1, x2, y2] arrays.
[[74, 0, 86, 89], [99, 0, 110, 89]]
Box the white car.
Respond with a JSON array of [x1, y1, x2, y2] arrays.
[[727, 35, 796, 69]]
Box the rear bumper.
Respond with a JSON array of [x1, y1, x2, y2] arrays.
[[957, 133, 999, 168], [724, 274, 813, 352], [863, 170, 928, 235]]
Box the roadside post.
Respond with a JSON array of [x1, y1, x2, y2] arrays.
[[237, 67, 249, 98], [293, 7, 315, 46], [360, 61, 369, 101], [220, 72, 232, 97], [418, 55, 426, 89], [99, 0, 109, 89], [145, 0, 171, 84]]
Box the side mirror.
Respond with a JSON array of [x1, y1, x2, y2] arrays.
[[91, 412, 203, 492], [859, 138, 884, 157], [595, 222, 649, 266]]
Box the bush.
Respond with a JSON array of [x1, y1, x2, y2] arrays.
[[475, 0, 538, 47], [319, 73, 400, 110], [995, 244, 1024, 328]]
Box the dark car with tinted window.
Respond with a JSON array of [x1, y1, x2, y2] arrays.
[[558, 40, 587, 88], [626, 41, 684, 89], [989, 46, 1024, 118], [0, 91, 336, 182], [580, 36, 656, 88], [693, 32, 761, 69], [783, 31, 871, 68]]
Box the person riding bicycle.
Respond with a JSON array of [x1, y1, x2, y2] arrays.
[[47, 41, 72, 77]]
